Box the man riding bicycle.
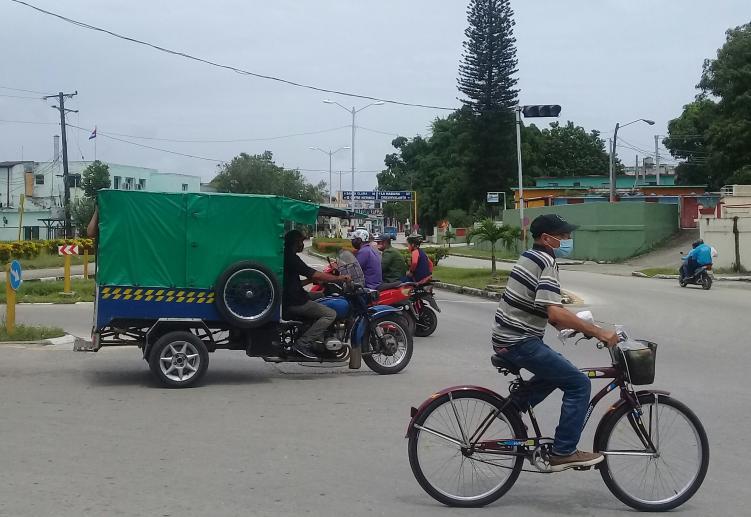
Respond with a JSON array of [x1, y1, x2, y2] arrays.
[[493, 214, 618, 471]]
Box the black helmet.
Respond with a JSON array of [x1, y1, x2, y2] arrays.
[[692, 239, 704, 248], [407, 234, 423, 246]]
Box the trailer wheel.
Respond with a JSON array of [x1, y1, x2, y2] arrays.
[[215, 261, 280, 328], [148, 331, 209, 388]]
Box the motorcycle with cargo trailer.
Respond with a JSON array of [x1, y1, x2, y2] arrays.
[[87, 190, 413, 387]]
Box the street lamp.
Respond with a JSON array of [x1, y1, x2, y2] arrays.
[[610, 118, 655, 202], [323, 99, 384, 215], [309, 146, 350, 203]]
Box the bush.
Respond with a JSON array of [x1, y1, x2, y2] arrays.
[[0, 239, 95, 264], [42, 238, 95, 254], [312, 238, 353, 255], [399, 246, 449, 267]]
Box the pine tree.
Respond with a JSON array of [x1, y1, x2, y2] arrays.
[[458, 0, 519, 112]]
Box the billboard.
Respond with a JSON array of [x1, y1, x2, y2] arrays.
[[342, 191, 413, 201]]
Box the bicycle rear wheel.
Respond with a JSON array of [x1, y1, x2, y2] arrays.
[[407, 390, 525, 507], [596, 393, 709, 511]]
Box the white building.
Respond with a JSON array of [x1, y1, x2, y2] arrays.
[[699, 184, 751, 271], [0, 160, 201, 241]]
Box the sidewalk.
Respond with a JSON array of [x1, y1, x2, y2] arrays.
[[22, 264, 95, 281]]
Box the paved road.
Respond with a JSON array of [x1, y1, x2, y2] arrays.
[[1, 270, 748, 516]]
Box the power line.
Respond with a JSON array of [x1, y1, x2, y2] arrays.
[[67, 123, 224, 163], [0, 118, 57, 125], [10, 0, 456, 111], [0, 93, 44, 100], [357, 126, 401, 137], [91, 125, 351, 144], [0, 85, 53, 95]]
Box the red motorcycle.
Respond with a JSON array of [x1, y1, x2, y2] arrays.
[[312, 257, 440, 337]]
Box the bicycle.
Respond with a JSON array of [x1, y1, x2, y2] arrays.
[[406, 318, 709, 511]]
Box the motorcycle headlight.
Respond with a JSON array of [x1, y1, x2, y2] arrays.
[[369, 289, 380, 303]]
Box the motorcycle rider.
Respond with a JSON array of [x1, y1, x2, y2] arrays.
[[351, 229, 383, 289], [283, 230, 350, 359], [492, 214, 619, 472], [406, 234, 433, 284], [375, 234, 407, 283], [680, 239, 713, 280]]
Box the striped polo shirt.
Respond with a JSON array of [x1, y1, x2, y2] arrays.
[[491, 244, 563, 348]]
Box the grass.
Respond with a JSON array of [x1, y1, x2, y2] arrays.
[[637, 267, 677, 277], [0, 279, 95, 304], [447, 245, 518, 261], [0, 323, 65, 342], [17, 251, 95, 270], [433, 265, 510, 290]]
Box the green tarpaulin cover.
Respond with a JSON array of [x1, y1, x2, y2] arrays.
[[97, 190, 319, 288]]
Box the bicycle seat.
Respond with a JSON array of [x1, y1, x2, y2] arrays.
[[491, 354, 521, 375]]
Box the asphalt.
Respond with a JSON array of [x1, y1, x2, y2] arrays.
[[1, 268, 748, 516]]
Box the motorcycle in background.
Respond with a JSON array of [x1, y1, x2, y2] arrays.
[[679, 252, 713, 290]]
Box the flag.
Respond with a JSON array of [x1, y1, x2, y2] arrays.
[[89, 126, 97, 140]]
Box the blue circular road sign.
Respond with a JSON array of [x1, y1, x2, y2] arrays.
[[9, 260, 22, 291]]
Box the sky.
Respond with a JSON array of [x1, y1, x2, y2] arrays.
[[0, 0, 748, 191]]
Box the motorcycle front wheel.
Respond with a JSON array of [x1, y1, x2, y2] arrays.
[[363, 315, 413, 374], [414, 306, 438, 337]]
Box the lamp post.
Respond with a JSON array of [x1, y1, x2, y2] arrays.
[[610, 118, 655, 202], [323, 100, 384, 215], [309, 146, 350, 203]]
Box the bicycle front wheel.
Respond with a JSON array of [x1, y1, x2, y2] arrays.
[[596, 393, 709, 511], [407, 390, 525, 507]]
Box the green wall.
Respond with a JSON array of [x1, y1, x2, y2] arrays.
[[502, 202, 678, 261]]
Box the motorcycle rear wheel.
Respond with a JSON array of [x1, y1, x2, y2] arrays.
[[414, 307, 438, 337]]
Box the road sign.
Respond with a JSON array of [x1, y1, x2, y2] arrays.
[[378, 191, 413, 201], [342, 191, 413, 201], [58, 245, 79, 256], [9, 260, 22, 291], [487, 192, 500, 203]]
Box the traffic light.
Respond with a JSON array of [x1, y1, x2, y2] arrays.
[[521, 105, 561, 118]]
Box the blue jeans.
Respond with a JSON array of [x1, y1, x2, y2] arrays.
[[496, 337, 591, 456]]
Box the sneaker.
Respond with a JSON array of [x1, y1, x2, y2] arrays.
[[549, 450, 604, 472], [291, 341, 318, 359]]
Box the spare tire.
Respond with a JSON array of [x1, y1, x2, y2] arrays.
[[215, 261, 280, 328]]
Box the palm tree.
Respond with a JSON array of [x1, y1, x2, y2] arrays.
[[466, 220, 521, 274], [443, 228, 456, 249]]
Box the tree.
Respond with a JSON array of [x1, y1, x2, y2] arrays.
[[664, 22, 751, 189], [71, 196, 95, 237], [522, 122, 612, 178], [211, 151, 326, 202], [466, 219, 512, 274], [458, 0, 519, 113], [81, 160, 111, 198], [443, 228, 456, 248], [446, 209, 473, 228]]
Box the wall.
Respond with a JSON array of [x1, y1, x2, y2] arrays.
[[502, 202, 679, 261], [699, 216, 751, 270], [534, 175, 677, 188]]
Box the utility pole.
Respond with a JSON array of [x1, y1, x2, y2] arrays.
[[44, 91, 78, 237], [655, 135, 661, 186], [515, 106, 524, 238]]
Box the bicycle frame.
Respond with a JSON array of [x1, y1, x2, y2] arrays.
[[408, 362, 664, 462]]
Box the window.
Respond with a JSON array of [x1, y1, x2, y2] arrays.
[[182, 183, 189, 192], [124, 177, 134, 190], [35, 174, 45, 185], [69, 175, 81, 188], [113, 176, 121, 189], [23, 226, 40, 240], [138, 179, 147, 191]]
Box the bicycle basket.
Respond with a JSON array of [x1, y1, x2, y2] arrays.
[[615, 340, 657, 385], [336, 257, 365, 287]]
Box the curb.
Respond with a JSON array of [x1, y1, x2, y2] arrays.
[[434, 282, 580, 305], [631, 271, 751, 282]]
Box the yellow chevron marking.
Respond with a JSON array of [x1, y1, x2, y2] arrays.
[[113, 294, 121, 300], [146, 296, 153, 301], [124, 289, 132, 295], [102, 294, 110, 299], [167, 297, 174, 302], [156, 290, 165, 295], [102, 287, 110, 294], [177, 291, 185, 297], [156, 296, 164, 302], [113, 288, 121, 294], [134, 295, 143, 301], [146, 289, 154, 295], [167, 290, 176, 297], [197, 291, 207, 297], [124, 295, 132, 300], [186, 298, 195, 303], [177, 297, 185, 303], [134, 289, 143, 296]]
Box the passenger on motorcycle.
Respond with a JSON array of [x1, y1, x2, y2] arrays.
[[680, 239, 713, 280], [351, 229, 383, 289], [492, 214, 618, 472], [283, 230, 350, 359], [375, 234, 407, 283], [406, 235, 432, 284]]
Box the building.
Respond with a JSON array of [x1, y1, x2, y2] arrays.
[[0, 160, 201, 241], [699, 184, 751, 270], [512, 175, 714, 229]]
